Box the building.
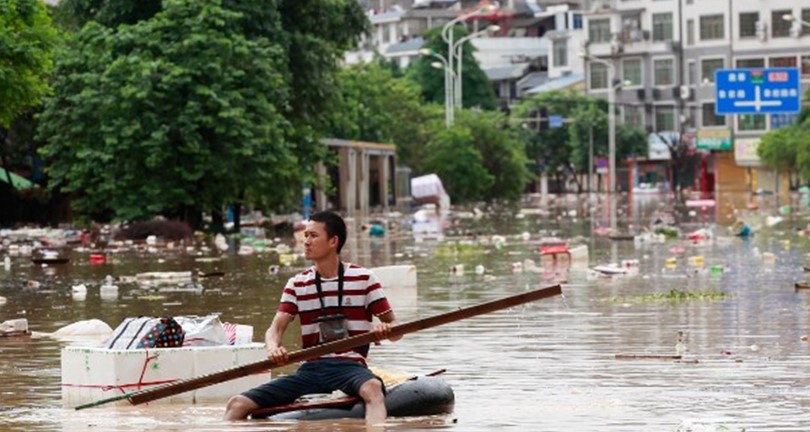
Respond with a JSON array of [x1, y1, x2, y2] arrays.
[[582, 0, 810, 198], [346, 1, 590, 105]]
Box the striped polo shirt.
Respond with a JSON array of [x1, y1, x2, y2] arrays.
[[278, 262, 392, 364]]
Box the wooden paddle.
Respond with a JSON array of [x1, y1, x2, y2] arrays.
[[74, 284, 561, 410]]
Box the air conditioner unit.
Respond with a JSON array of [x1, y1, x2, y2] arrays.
[[790, 21, 802, 38], [755, 21, 767, 41], [636, 88, 646, 100], [611, 40, 624, 54], [652, 88, 661, 98], [679, 85, 691, 100], [667, 40, 682, 52]]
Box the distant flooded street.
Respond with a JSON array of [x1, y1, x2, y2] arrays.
[[2, 193, 810, 431]]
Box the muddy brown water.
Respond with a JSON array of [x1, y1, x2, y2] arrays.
[[2, 194, 810, 431]]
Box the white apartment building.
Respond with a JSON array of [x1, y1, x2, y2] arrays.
[[583, 0, 810, 195]]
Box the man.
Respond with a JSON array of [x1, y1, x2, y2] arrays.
[[224, 211, 400, 423]]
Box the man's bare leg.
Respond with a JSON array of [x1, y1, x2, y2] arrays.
[[223, 395, 260, 421], [358, 378, 387, 425]]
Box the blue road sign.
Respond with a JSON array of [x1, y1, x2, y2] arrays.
[[549, 115, 564, 128], [715, 68, 801, 115]]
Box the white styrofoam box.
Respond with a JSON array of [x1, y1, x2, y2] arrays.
[[61, 343, 268, 407], [371, 265, 417, 311], [193, 345, 270, 403], [371, 265, 417, 290]]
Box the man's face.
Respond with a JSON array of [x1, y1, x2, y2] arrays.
[[304, 221, 337, 261]]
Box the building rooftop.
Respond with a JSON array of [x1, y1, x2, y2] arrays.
[[386, 37, 425, 54], [483, 63, 531, 81], [526, 73, 584, 93]]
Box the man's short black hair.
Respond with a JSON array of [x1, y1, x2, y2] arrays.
[[309, 211, 347, 253]]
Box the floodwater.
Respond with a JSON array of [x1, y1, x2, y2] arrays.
[[2, 193, 810, 431]]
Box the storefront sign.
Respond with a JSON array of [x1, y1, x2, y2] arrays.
[[696, 129, 732, 150], [734, 137, 762, 167]]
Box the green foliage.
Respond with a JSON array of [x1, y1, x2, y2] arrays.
[[327, 61, 441, 168], [516, 89, 648, 177], [0, 0, 58, 128], [38, 0, 295, 221], [406, 27, 497, 110], [758, 125, 803, 173], [434, 242, 486, 257], [454, 110, 531, 201], [423, 127, 493, 202], [611, 289, 729, 303]]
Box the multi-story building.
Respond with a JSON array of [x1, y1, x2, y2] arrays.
[[346, 1, 589, 104], [582, 0, 810, 200]]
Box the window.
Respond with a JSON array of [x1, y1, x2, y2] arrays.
[[623, 105, 644, 128], [802, 55, 810, 78], [688, 106, 698, 129], [771, 114, 797, 129], [590, 63, 609, 89], [653, 59, 675, 86], [688, 61, 697, 85], [736, 58, 764, 68], [769, 56, 797, 67], [772, 10, 791, 38], [655, 106, 676, 131], [738, 114, 766, 131], [686, 19, 695, 45], [739, 12, 758, 38], [700, 15, 724, 40], [702, 103, 726, 127], [553, 39, 568, 67], [652, 13, 673, 41], [589, 18, 611, 43], [623, 58, 642, 86], [701, 58, 724, 83], [573, 13, 583, 30], [803, 9, 810, 35]]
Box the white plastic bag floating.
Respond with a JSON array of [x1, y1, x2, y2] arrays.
[[51, 319, 113, 340], [175, 314, 229, 347]]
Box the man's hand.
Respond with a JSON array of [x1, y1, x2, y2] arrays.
[[372, 322, 401, 343], [267, 345, 289, 364]]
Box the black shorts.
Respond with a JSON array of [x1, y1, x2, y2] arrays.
[[242, 359, 385, 408]]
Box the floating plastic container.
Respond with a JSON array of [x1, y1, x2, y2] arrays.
[[710, 265, 724, 275], [665, 258, 677, 269], [89, 254, 106, 264]]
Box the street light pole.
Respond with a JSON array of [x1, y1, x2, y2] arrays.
[[421, 49, 455, 128], [580, 51, 619, 232], [453, 25, 500, 109], [441, 2, 498, 120]]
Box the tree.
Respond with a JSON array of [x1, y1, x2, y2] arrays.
[[654, 129, 698, 193], [406, 27, 498, 110], [454, 109, 530, 201], [38, 0, 294, 224], [0, 0, 57, 189], [41, 0, 368, 227], [423, 127, 493, 202], [516, 90, 648, 192]]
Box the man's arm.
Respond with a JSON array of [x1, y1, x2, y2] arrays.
[[265, 311, 295, 363]]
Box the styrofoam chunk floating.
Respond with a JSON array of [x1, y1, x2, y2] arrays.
[[60, 343, 267, 407]]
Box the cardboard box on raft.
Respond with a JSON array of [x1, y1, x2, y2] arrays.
[[61, 343, 269, 407]]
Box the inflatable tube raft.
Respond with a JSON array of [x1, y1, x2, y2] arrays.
[[252, 375, 454, 420]]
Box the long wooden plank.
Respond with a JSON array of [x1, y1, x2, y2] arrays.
[[75, 284, 561, 410]]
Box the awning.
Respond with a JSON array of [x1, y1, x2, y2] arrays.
[[526, 73, 585, 94], [0, 167, 37, 189]]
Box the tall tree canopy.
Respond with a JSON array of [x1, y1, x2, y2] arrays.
[[0, 0, 57, 128], [407, 26, 498, 111], [327, 61, 441, 168], [38, 0, 294, 221], [39, 0, 368, 223]]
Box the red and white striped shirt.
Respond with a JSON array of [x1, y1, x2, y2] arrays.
[[278, 263, 392, 364]]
